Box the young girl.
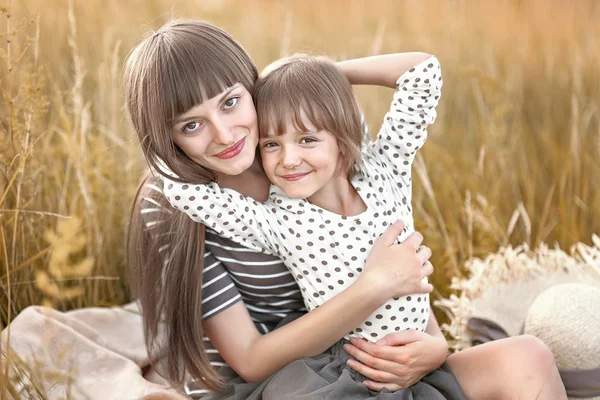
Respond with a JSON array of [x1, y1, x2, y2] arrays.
[[164, 53, 439, 343]]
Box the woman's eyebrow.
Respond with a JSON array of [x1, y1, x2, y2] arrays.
[[217, 84, 241, 103], [172, 84, 242, 125]]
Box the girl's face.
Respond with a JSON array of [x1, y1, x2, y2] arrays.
[[170, 84, 258, 176], [259, 116, 343, 199]]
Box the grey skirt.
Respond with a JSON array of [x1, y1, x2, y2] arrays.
[[205, 339, 466, 400]]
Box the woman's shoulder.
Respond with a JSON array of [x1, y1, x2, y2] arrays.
[[204, 230, 306, 324], [205, 230, 283, 263]]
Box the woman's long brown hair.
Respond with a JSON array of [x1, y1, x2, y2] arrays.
[[124, 20, 258, 390], [128, 173, 225, 390]]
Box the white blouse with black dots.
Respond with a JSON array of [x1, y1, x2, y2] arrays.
[[164, 56, 442, 342]]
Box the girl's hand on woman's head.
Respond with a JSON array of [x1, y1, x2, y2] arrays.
[[361, 221, 434, 302], [343, 330, 448, 392]]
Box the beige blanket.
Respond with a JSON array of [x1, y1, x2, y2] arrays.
[[1, 303, 188, 399]]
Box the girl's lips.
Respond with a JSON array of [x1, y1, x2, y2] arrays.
[[281, 172, 311, 182], [214, 137, 246, 159]]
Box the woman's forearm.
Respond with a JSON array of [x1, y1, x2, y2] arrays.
[[247, 274, 388, 379], [205, 273, 389, 383], [338, 52, 432, 88]]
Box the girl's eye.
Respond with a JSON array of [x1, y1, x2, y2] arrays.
[[183, 121, 203, 134], [223, 96, 239, 110], [262, 141, 278, 149], [299, 137, 317, 144]]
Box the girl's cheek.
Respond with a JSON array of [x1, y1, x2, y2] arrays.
[[261, 154, 277, 173]]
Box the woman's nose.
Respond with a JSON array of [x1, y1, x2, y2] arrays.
[[212, 118, 234, 145]]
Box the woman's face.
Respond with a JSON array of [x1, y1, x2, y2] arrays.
[[170, 83, 258, 176]]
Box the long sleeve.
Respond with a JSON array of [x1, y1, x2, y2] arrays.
[[364, 55, 442, 202], [163, 180, 280, 255]]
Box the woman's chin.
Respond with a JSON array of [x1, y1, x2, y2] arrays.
[[213, 157, 256, 177]]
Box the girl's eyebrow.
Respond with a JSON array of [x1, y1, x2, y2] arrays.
[[294, 128, 321, 135]]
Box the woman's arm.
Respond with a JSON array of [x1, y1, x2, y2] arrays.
[[204, 221, 434, 383], [343, 306, 449, 392], [338, 52, 432, 88]]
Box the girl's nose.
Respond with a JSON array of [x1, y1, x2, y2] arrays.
[[281, 146, 301, 168]]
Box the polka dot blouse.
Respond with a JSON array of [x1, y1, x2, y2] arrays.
[[165, 56, 442, 342]]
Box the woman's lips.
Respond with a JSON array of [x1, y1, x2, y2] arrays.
[[214, 137, 246, 160], [280, 172, 311, 182]]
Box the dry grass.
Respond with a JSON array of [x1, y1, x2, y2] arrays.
[[0, 0, 599, 396]]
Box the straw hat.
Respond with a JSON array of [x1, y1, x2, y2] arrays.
[[524, 283, 600, 400], [435, 235, 600, 399]]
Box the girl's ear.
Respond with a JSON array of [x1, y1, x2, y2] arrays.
[[335, 146, 349, 174]]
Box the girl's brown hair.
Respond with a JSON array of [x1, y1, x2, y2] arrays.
[[254, 55, 363, 176], [125, 20, 258, 391]]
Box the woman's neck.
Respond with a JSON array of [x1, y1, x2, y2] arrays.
[[214, 158, 271, 202], [307, 174, 366, 217]]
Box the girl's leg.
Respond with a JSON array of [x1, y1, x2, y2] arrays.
[[446, 335, 566, 400]]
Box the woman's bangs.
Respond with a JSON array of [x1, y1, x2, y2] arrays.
[[161, 39, 253, 123], [161, 58, 226, 121]]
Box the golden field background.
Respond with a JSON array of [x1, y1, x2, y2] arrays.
[[0, 0, 599, 393]]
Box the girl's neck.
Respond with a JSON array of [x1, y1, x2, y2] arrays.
[[307, 173, 366, 217], [215, 157, 271, 202]]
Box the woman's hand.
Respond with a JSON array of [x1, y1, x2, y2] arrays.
[[343, 330, 448, 392], [361, 221, 434, 301]]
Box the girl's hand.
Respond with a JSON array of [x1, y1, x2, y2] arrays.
[[343, 330, 448, 392], [361, 221, 434, 300]]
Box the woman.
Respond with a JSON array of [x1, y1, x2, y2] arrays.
[[126, 20, 566, 399]]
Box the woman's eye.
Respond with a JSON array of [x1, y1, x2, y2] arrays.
[[299, 137, 316, 144], [183, 121, 202, 133], [223, 97, 239, 109]]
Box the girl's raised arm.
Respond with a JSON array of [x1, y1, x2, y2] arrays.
[[338, 52, 433, 88]]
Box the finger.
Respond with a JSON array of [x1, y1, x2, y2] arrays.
[[416, 245, 432, 263], [376, 330, 425, 346], [345, 358, 399, 383], [401, 231, 423, 251], [416, 281, 434, 294], [374, 220, 406, 248], [421, 261, 434, 278], [347, 337, 408, 363], [363, 380, 403, 392]]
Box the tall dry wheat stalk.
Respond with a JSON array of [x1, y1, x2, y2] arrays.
[[0, 0, 598, 396]]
